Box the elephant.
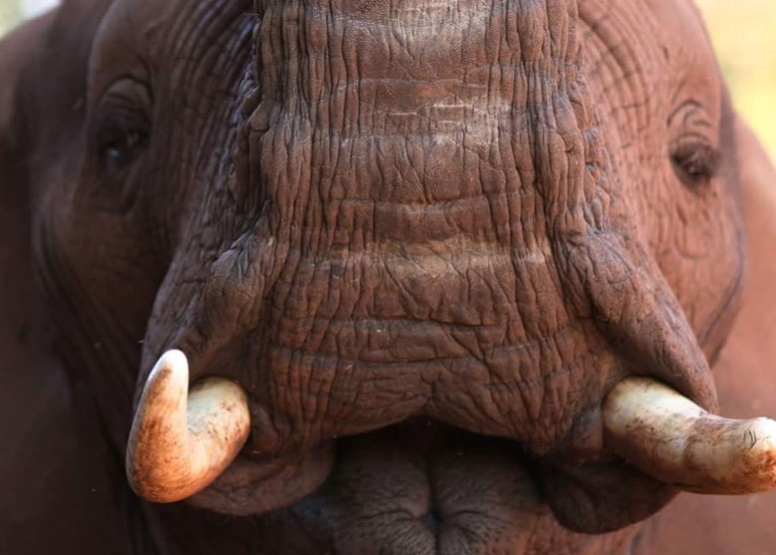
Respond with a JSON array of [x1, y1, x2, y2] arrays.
[[2, 0, 776, 553]]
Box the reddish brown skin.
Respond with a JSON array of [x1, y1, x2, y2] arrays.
[[0, 1, 772, 554]]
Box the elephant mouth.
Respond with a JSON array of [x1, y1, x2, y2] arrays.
[[126, 350, 776, 546], [156, 417, 653, 554], [279, 419, 592, 555]]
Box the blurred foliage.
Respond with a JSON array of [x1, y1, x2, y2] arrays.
[[0, 0, 774, 157]]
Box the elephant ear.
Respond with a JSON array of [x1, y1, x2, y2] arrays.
[[0, 11, 133, 554]]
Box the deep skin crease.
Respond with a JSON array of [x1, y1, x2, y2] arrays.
[[1, 0, 775, 554]]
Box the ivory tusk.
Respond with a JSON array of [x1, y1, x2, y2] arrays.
[[126, 350, 251, 503], [603, 377, 776, 495]]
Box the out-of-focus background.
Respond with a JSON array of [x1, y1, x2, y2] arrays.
[[0, 0, 774, 157], [696, 0, 776, 159], [0, 0, 58, 33]]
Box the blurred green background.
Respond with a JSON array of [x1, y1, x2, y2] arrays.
[[1, 0, 774, 158]]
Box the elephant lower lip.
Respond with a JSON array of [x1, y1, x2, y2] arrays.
[[186, 442, 336, 516], [290, 420, 555, 555]]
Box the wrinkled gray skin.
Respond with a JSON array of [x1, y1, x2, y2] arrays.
[[0, 0, 764, 553]]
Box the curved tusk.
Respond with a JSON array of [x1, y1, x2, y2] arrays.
[[126, 350, 251, 503], [603, 377, 776, 495]]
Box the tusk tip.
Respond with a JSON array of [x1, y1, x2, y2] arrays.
[[149, 349, 189, 381], [738, 418, 776, 456]]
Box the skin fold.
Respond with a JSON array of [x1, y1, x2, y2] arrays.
[[0, 0, 773, 554]]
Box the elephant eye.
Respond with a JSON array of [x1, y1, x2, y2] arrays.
[[670, 137, 721, 188], [93, 78, 152, 172], [98, 119, 149, 168]]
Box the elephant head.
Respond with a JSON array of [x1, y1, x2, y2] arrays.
[[1, 0, 773, 553]]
